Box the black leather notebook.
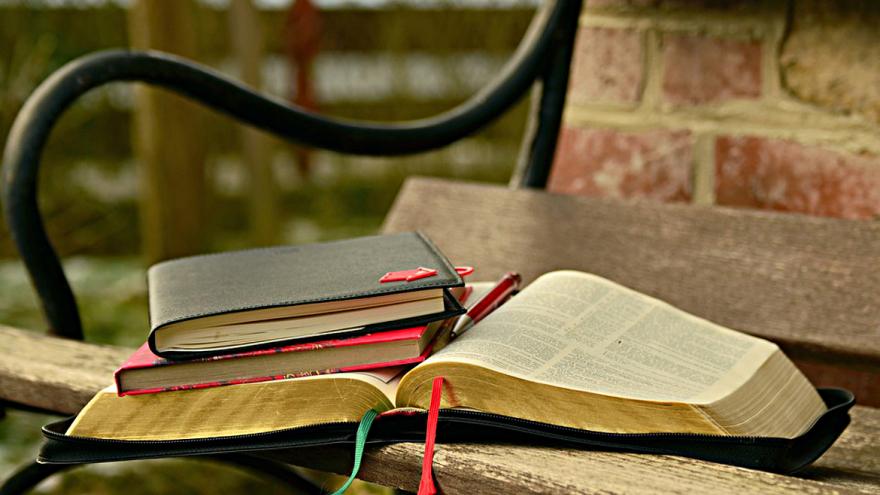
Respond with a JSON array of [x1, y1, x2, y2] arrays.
[[147, 232, 465, 359]]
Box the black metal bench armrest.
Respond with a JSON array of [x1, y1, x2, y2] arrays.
[[0, 0, 582, 341]]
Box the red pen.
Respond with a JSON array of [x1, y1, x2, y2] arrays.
[[450, 271, 522, 339]]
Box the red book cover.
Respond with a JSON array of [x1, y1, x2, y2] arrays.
[[115, 326, 433, 396]]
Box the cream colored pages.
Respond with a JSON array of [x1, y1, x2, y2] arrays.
[[420, 271, 777, 404], [157, 296, 443, 351], [361, 366, 406, 402]]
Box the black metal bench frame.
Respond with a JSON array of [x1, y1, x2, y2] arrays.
[[0, 1, 582, 493]]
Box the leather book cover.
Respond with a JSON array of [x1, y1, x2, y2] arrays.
[[146, 232, 464, 357]]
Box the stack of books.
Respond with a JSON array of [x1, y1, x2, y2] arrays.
[[113, 232, 467, 396], [67, 231, 835, 468], [70, 268, 829, 446]]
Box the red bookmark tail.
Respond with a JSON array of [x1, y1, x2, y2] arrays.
[[418, 376, 444, 495]]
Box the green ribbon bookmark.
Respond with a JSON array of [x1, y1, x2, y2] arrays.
[[329, 409, 379, 495]]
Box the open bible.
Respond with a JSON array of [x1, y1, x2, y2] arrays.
[[68, 271, 827, 441]]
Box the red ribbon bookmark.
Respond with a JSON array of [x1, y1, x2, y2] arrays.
[[380, 267, 438, 283], [418, 376, 444, 495]]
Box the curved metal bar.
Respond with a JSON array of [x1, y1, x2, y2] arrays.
[[1, 0, 574, 339], [515, 0, 582, 188], [0, 462, 68, 495]]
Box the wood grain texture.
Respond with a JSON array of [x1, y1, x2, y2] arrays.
[[382, 178, 880, 373], [1, 328, 878, 493], [269, 408, 880, 495], [0, 325, 128, 414]]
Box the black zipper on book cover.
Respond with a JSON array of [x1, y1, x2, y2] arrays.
[[37, 388, 853, 474]]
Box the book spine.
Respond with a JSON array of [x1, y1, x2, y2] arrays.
[[113, 368, 124, 395]]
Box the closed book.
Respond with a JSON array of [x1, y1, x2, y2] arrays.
[[116, 322, 442, 396], [147, 232, 464, 359]]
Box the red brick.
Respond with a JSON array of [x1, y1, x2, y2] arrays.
[[662, 34, 761, 105], [568, 27, 645, 105], [548, 126, 693, 202], [715, 136, 880, 219]]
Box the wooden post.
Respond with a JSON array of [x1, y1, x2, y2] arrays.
[[229, 0, 279, 246], [284, 0, 322, 180], [128, 0, 208, 263]]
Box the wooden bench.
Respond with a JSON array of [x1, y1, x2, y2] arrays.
[[2, 177, 879, 493], [3, 0, 879, 492]]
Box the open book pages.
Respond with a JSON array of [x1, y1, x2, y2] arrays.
[[397, 271, 826, 438]]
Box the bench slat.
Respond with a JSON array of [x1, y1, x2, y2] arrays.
[[0, 325, 128, 414], [382, 177, 880, 403], [1, 327, 877, 493], [270, 437, 880, 494]]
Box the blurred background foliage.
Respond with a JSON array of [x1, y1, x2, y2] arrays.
[[0, 0, 536, 492]]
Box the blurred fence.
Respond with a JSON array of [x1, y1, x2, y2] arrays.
[[0, 2, 534, 259], [0, 6, 537, 488]]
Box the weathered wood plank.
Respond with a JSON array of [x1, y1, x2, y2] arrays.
[[270, 415, 880, 495], [270, 398, 880, 493], [0, 326, 128, 415], [382, 177, 880, 404], [1, 327, 878, 493]]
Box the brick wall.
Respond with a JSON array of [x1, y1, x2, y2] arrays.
[[551, 0, 880, 220]]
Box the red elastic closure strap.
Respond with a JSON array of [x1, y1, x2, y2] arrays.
[[380, 267, 438, 283], [455, 266, 474, 277], [418, 376, 444, 495], [407, 267, 438, 281]]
